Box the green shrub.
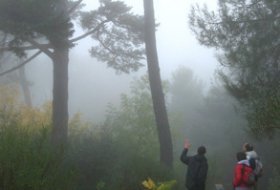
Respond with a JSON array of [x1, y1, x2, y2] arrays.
[[0, 123, 76, 190]]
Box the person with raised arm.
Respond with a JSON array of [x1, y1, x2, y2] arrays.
[[180, 138, 208, 190]]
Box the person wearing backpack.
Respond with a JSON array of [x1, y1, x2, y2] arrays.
[[180, 138, 208, 190], [233, 151, 255, 190], [243, 143, 263, 189]]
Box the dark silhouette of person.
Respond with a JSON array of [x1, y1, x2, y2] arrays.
[[180, 139, 208, 190]]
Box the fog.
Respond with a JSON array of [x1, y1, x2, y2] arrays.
[[1, 1, 279, 189], [25, 0, 219, 122]]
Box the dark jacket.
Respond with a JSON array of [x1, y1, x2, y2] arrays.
[[180, 148, 208, 190]]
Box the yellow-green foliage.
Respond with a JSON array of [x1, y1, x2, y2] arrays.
[[0, 84, 76, 189], [68, 113, 93, 138], [0, 84, 21, 126], [0, 84, 87, 132], [0, 84, 52, 130], [142, 178, 177, 190], [19, 102, 52, 129]]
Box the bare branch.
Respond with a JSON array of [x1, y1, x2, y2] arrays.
[[0, 50, 42, 77]]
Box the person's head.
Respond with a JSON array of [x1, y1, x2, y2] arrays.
[[236, 151, 247, 161], [243, 143, 254, 152], [197, 146, 206, 155]]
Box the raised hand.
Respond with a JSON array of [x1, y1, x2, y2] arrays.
[[184, 138, 191, 149]]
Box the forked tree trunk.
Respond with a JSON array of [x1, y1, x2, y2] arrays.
[[143, 0, 173, 168], [51, 47, 69, 145]]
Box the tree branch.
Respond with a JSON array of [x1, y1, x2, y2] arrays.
[[205, 15, 280, 25], [70, 20, 110, 43], [0, 50, 42, 77], [1, 19, 110, 52], [27, 39, 53, 58], [0, 34, 9, 46], [0, 43, 52, 52], [96, 29, 115, 54], [68, 0, 83, 15]]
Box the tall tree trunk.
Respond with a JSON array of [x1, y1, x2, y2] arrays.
[[143, 0, 173, 168], [18, 66, 32, 107], [51, 0, 70, 146], [51, 47, 69, 145]]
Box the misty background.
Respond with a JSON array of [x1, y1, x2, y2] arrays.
[[25, 0, 218, 122], [1, 0, 279, 190]]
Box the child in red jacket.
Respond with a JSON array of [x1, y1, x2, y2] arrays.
[[233, 152, 255, 190]]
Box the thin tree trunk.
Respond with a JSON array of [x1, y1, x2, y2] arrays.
[[51, 47, 69, 145], [143, 0, 173, 168], [18, 66, 32, 107]]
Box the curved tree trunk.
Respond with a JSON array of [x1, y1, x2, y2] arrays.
[[143, 0, 173, 168], [51, 47, 69, 145]]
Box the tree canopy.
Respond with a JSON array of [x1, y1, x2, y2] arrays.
[[0, 0, 146, 145], [80, 0, 145, 73], [0, 0, 74, 53], [189, 0, 280, 137]]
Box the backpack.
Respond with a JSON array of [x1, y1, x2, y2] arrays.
[[241, 164, 255, 186], [249, 157, 263, 178], [255, 159, 263, 177]]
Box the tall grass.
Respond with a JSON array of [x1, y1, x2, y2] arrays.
[[0, 123, 76, 190]]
